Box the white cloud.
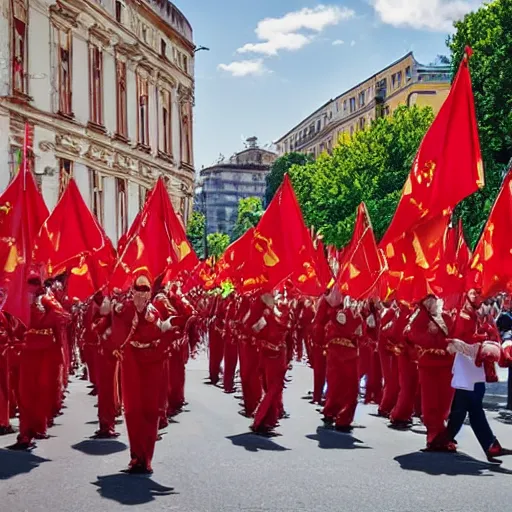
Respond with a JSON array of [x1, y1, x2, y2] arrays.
[[217, 59, 269, 77], [332, 39, 345, 45], [370, 0, 484, 32], [237, 5, 355, 56], [350, 40, 356, 46]]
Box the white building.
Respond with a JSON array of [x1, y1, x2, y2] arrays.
[[0, 0, 195, 245]]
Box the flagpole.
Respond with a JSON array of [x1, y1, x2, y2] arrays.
[[22, 122, 29, 191]]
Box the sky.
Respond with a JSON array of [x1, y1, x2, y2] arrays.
[[178, 0, 486, 170]]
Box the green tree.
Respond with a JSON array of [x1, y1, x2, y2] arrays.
[[231, 197, 264, 241], [448, 0, 512, 247], [207, 232, 230, 257], [265, 152, 313, 206], [186, 211, 206, 258], [288, 105, 434, 247]]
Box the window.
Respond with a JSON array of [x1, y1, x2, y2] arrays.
[[116, 178, 127, 238], [180, 100, 192, 163], [57, 29, 72, 116], [136, 72, 149, 147], [391, 73, 396, 89], [405, 66, 412, 82], [349, 97, 356, 113], [115, 0, 123, 23], [59, 159, 73, 197], [397, 71, 402, 88], [160, 39, 166, 57], [159, 88, 172, 154], [359, 117, 366, 130], [90, 169, 103, 223], [89, 45, 103, 126], [183, 55, 188, 73], [115, 60, 127, 138], [12, 0, 28, 95], [343, 100, 347, 115], [358, 91, 365, 107]]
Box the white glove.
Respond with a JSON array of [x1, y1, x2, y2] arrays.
[[336, 311, 347, 325], [366, 314, 376, 329], [252, 317, 267, 333]]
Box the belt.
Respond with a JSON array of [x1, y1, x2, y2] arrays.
[[260, 340, 282, 352], [130, 340, 160, 349], [418, 348, 448, 358], [27, 328, 54, 336], [329, 338, 356, 348]]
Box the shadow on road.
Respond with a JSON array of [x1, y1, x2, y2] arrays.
[[306, 427, 372, 450], [226, 433, 290, 452], [92, 474, 177, 505], [0, 448, 50, 479], [71, 440, 127, 456], [395, 451, 512, 476]]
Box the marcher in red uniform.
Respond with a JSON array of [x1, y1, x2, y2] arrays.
[[311, 294, 329, 406], [115, 274, 171, 474], [361, 301, 383, 405], [322, 291, 364, 432], [9, 269, 71, 450], [208, 294, 225, 385], [237, 293, 263, 418], [92, 292, 122, 438], [222, 295, 238, 394], [404, 295, 455, 451], [250, 292, 290, 435], [378, 302, 408, 417]]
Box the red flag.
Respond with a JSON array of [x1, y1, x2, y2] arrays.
[[381, 213, 450, 303], [246, 175, 327, 295], [110, 178, 198, 290], [381, 50, 483, 248], [32, 179, 116, 300], [336, 203, 386, 300], [0, 137, 49, 325], [467, 171, 512, 297]]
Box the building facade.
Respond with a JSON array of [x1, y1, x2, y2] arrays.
[[196, 137, 276, 235], [275, 52, 451, 158], [0, 0, 195, 245]]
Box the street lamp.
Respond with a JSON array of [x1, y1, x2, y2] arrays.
[[194, 46, 210, 53]]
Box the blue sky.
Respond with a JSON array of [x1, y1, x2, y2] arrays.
[[178, 1, 485, 170]]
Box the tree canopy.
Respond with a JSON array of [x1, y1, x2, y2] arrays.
[[231, 197, 264, 241], [448, 0, 512, 247], [186, 211, 206, 258], [288, 105, 435, 247], [207, 232, 230, 258], [265, 152, 313, 206]]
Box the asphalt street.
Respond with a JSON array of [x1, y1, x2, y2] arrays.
[[1, 354, 511, 512]]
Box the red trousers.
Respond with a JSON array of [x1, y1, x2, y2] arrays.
[[311, 345, 326, 404], [358, 344, 372, 379], [167, 345, 187, 415], [97, 353, 120, 433], [323, 345, 359, 427], [0, 353, 10, 427], [83, 344, 99, 388], [419, 364, 454, 445], [17, 348, 53, 443], [121, 347, 165, 471], [9, 356, 20, 418], [223, 339, 238, 393], [208, 328, 224, 385], [379, 351, 399, 416], [390, 354, 418, 423], [252, 347, 287, 431], [365, 350, 382, 404], [48, 346, 64, 419], [239, 342, 262, 417]]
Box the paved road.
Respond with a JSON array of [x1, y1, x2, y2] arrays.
[[1, 355, 511, 512]]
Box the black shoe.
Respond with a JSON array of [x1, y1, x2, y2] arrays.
[[335, 425, 354, 433], [7, 441, 35, 451], [0, 425, 15, 436]]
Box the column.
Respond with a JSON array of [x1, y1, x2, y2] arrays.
[[103, 51, 116, 135], [127, 180, 140, 227], [74, 163, 91, 209], [72, 35, 90, 125], [102, 175, 117, 243], [126, 67, 137, 142], [28, 8, 51, 111]]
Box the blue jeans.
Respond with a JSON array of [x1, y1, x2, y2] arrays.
[[447, 382, 496, 452]]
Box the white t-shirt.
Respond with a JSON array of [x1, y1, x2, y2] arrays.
[[451, 352, 486, 391]]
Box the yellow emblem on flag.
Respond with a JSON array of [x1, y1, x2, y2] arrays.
[[4, 243, 20, 273], [253, 231, 279, 267], [71, 263, 89, 276]]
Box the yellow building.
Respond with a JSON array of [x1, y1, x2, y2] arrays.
[[275, 52, 451, 158]]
